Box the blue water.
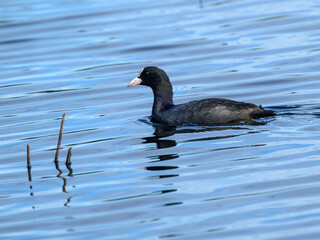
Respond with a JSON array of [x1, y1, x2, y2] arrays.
[[1, 0, 320, 239]]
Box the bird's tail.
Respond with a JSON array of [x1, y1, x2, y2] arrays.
[[251, 106, 276, 118]]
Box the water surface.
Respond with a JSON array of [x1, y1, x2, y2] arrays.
[[1, 0, 320, 239]]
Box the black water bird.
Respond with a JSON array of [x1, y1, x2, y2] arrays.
[[128, 66, 275, 125]]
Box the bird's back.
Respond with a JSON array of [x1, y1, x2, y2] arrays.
[[154, 98, 274, 125]]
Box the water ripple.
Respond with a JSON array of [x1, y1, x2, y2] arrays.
[[0, 0, 320, 239]]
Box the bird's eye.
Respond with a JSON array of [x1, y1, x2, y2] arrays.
[[145, 72, 149, 75]]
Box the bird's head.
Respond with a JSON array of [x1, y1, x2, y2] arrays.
[[128, 66, 170, 89]]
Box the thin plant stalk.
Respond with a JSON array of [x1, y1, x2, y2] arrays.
[[54, 113, 65, 162]]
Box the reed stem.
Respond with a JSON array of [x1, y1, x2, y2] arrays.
[[54, 113, 65, 162]]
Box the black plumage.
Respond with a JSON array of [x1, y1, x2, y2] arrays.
[[128, 66, 275, 126]]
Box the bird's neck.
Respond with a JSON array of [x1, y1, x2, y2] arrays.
[[152, 84, 174, 115]]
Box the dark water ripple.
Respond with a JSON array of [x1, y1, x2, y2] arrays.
[[1, 0, 320, 239]]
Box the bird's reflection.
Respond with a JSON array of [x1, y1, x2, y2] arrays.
[[142, 125, 177, 149], [140, 122, 259, 179], [145, 166, 178, 171], [141, 123, 255, 151], [150, 154, 179, 163], [138, 119, 268, 208], [141, 125, 180, 179]]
